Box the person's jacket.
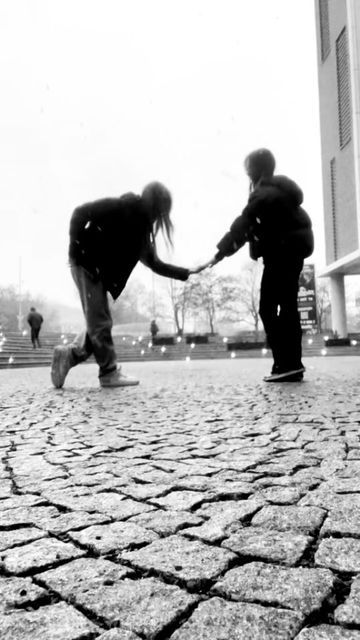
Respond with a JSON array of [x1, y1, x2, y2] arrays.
[[215, 175, 314, 264], [69, 193, 189, 300], [27, 312, 43, 329]]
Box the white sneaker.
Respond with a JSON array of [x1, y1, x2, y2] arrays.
[[100, 368, 139, 388], [51, 346, 73, 388]]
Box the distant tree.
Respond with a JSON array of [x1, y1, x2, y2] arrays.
[[187, 272, 225, 335], [0, 285, 59, 332], [316, 280, 330, 333], [167, 279, 195, 335], [111, 280, 150, 325], [216, 263, 263, 337]]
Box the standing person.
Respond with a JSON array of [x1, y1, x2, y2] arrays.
[[203, 149, 314, 382], [150, 319, 159, 341], [27, 307, 43, 349], [51, 182, 198, 389]]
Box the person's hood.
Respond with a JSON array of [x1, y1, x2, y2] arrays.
[[267, 175, 304, 206]]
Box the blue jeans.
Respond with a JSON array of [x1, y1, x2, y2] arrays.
[[69, 265, 118, 377]]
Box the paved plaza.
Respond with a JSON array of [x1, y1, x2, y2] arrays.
[[2, 357, 360, 639]]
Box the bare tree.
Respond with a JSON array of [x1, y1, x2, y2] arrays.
[[218, 263, 263, 338], [0, 286, 60, 332], [316, 280, 330, 333], [187, 272, 225, 335], [168, 279, 194, 335]]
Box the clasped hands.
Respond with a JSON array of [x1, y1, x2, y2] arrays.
[[188, 257, 218, 275]]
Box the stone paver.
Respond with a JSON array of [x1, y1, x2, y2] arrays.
[[0, 575, 48, 612], [150, 490, 209, 511], [295, 626, 360, 639], [334, 574, 360, 625], [0, 537, 85, 574], [195, 497, 263, 522], [121, 534, 236, 587], [0, 526, 47, 550], [251, 505, 326, 534], [2, 358, 360, 638], [0, 601, 100, 639], [221, 527, 312, 565], [97, 631, 141, 640], [0, 505, 60, 528], [169, 597, 304, 639], [68, 520, 158, 553], [315, 538, 360, 572], [129, 510, 204, 535], [212, 561, 335, 615], [42, 510, 111, 534], [38, 558, 198, 637], [320, 507, 360, 537]]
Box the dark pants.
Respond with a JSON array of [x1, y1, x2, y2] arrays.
[[31, 327, 41, 348], [69, 265, 118, 377], [259, 259, 304, 372]]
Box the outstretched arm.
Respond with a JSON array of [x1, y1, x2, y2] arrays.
[[140, 241, 189, 281]]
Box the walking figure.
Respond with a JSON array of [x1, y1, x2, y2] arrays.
[[51, 182, 199, 388], [150, 319, 159, 341], [27, 307, 43, 349]]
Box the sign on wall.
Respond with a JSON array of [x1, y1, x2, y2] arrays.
[[298, 264, 318, 333]]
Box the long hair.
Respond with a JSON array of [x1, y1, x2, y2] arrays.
[[142, 181, 174, 248]]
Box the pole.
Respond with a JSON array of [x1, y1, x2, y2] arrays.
[[17, 257, 23, 332], [152, 272, 156, 319]]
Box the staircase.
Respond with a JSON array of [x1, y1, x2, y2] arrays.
[[0, 331, 359, 369]]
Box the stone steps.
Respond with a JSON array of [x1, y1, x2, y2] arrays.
[[0, 332, 359, 369]]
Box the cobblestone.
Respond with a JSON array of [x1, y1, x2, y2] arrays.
[[68, 520, 159, 553], [0, 526, 47, 550], [251, 504, 326, 534], [221, 527, 312, 565], [0, 601, 100, 639], [212, 561, 335, 615], [121, 534, 236, 587], [0, 537, 85, 574], [0, 575, 48, 612], [315, 538, 360, 572], [169, 597, 304, 639], [295, 626, 360, 639], [1, 358, 360, 637]]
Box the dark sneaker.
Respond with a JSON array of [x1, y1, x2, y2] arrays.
[[264, 367, 305, 382], [51, 346, 73, 388], [100, 368, 139, 388]]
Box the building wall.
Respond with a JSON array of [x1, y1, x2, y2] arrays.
[[315, 0, 358, 265]]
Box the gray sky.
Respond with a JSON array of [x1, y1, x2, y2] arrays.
[[0, 0, 324, 306]]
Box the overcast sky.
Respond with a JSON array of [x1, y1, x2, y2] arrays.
[[0, 0, 324, 307]]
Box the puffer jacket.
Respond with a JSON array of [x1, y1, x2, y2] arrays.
[[215, 175, 314, 263]]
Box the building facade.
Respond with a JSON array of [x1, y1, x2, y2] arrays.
[[315, 0, 360, 335]]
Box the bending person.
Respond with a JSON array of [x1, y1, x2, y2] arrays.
[[204, 148, 314, 382], [51, 182, 195, 388]]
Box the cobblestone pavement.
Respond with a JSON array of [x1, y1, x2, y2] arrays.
[[2, 357, 360, 639]]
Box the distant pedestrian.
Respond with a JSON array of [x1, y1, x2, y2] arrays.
[[51, 182, 200, 389], [150, 319, 159, 341], [27, 307, 43, 348], [201, 149, 314, 382]]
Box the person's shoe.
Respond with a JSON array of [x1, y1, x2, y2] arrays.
[[100, 368, 139, 388], [51, 346, 73, 388], [264, 367, 305, 383]]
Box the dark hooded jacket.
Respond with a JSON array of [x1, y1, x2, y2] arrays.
[[215, 175, 314, 263], [68, 193, 189, 300]]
